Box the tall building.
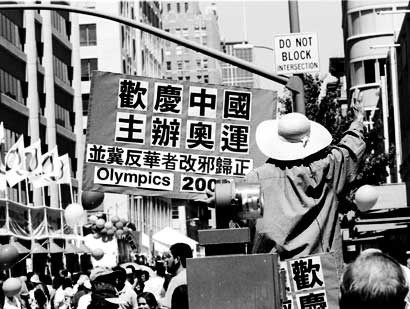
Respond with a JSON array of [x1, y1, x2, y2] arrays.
[[341, 0, 407, 182], [221, 41, 258, 88], [78, 1, 172, 254], [0, 2, 88, 275], [0, 3, 82, 207], [162, 1, 222, 84]]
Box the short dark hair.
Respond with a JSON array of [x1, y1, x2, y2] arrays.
[[340, 251, 409, 309], [138, 292, 157, 309], [169, 243, 193, 268]]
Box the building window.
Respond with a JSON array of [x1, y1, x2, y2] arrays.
[[51, 11, 67, 38], [55, 104, 70, 128], [53, 56, 69, 84], [167, 3, 171, 12], [0, 69, 23, 104], [82, 94, 90, 116], [0, 13, 22, 50], [80, 24, 97, 46], [182, 27, 189, 38], [166, 61, 171, 70], [204, 75, 209, 83], [364, 59, 376, 83], [185, 76, 190, 81], [203, 59, 208, 69], [81, 58, 98, 81], [184, 60, 190, 70], [185, 2, 188, 12], [177, 3, 180, 13], [177, 60, 183, 71]]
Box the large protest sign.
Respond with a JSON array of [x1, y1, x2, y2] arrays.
[[83, 71, 277, 199]]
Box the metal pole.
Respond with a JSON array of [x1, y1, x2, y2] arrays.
[[288, 0, 305, 114], [0, 4, 290, 86], [389, 47, 402, 182]]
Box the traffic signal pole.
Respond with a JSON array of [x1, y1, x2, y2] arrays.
[[0, 3, 305, 106], [288, 0, 305, 114]]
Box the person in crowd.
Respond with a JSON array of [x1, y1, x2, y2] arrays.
[[200, 89, 369, 274], [161, 243, 192, 309], [54, 278, 73, 309], [19, 276, 30, 309], [112, 266, 138, 309], [125, 266, 136, 289], [139, 272, 149, 284], [72, 277, 91, 309], [29, 274, 50, 309], [39, 274, 54, 303], [134, 281, 144, 297], [144, 262, 165, 301], [87, 267, 124, 309], [340, 250, 409, 309], [137, 292, 158, 309], [3, 277, 23, 309]]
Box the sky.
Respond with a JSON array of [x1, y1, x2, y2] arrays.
[[201, 0, 344, 92]]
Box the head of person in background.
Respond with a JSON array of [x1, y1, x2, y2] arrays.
[[111, 266, 127, 292], [340, 250, 409, 309], [137, 292, 158, 309], [125, 266, 136, 285], [140, 271, 149, 283], [167, 243, 193, 276], [88, 268, 123, 309]]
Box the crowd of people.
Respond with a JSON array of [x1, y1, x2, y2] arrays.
[[1, 243, 410, 309], [0, 242, 192, 309]]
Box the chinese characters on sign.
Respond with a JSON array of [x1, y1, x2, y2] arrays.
[[281, 255, 332, 309], [84, 72, 276, 197]]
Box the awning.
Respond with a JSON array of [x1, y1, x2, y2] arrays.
[[153, 227, 198, 252], [65, 243, 80, 254], [10, 241, 30, 254], [49, 241, 64, 254], [31, 243, 48, 254]]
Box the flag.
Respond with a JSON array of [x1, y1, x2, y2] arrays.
[[5, 136, 26, 187], [55, 154, 71, 184], [0, 122, 6, 191], [24, 140, 42, 176], [30, 146, 59, 189]]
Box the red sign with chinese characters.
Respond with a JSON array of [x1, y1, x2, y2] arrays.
[[83, 71, 277, 199]]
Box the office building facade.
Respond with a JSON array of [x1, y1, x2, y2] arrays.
[[221, 41, 257, 88], [162, 1, 222, 84]]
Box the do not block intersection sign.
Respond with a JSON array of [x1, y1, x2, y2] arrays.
[[274, 32, 320, 75]]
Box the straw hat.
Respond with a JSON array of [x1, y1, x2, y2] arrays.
[[256, 113, 332, 161]]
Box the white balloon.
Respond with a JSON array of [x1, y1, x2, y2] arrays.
[[355, 185, 379, 212], [65, 203, 85, 228]]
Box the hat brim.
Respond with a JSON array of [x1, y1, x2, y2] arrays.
[[105, 298, 126, 305], [256, 119, 332, 161]]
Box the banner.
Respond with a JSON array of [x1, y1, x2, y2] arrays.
[[56, 154, 71, 184], [5, 136, 26, 187], [83, 71, 277, 199], [30, 146, 59, 188], [24, 140, 42, 175]]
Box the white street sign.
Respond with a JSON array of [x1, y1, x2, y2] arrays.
[[274, 32, 320, 75]]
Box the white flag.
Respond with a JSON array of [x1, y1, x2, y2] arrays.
[[24, 140, 42, 176], [5, 136, 26, 187], [56, 154, 71, 184], [30, 146, 58, 189]]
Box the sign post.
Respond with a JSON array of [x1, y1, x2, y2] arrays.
[[274, 32, 320, 75]]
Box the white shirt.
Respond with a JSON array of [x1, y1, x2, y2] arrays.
[[76, 294, 91, 309], [144, 276, 165, 302], [161, 269, 187, 309], [4, 296, 21, 309]]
